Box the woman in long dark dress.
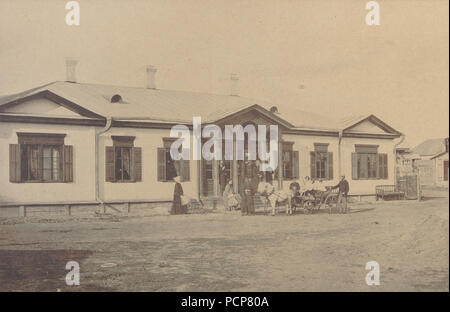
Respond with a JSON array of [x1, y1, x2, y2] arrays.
[[171, 176, 186, 214]]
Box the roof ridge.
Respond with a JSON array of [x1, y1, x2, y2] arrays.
[[62, 80, 265, 102]]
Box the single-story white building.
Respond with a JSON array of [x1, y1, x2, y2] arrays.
[[0, 65, 404, 213]]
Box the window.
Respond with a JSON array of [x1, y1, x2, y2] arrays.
[[157, 138, 190, 182], [351, 145, 388, 180], [105, 136, 142, 182], [281, 142, 299, 180], [310, 143, 333, 180], [9, 133, 73, 183], [115, 146, 132, 181]]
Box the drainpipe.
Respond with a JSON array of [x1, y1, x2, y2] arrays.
[[338, 130, 343, 178], [95, 117, 113, 206], [393, 133, 405, 189]]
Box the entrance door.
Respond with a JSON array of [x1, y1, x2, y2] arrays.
[[202, 160, 214, 196], [237, 160, 260, 195]]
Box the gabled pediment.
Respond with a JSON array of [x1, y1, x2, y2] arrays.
[[346, 119, 389, 134], [213, 104, 293, 130], [0, 90, 104, 120], [343, 115, 401, 136], [0, 97, 82, 117]]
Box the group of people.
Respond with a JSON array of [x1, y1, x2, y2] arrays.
[[287, 175, 349, 214], [221, 173, 350, 216], [171, 166, 350, 216], [222, 177, 257, 215]]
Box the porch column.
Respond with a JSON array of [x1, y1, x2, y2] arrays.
[[197, 160, 201, 200], [233, 158, 238, 194], [213, 160, 219, 197], [278, 139, 283, 190]]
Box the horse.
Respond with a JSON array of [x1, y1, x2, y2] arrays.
[[257, 182, 291, 215]]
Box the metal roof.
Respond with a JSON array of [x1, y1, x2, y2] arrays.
[[412, 138, 448, 156], [0, 81, 398, 133]]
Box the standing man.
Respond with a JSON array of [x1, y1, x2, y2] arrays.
[[252, 160, 261, 194], [331, 175, 350, 213], [241, 160, 255, 215], [287, 180, 301, 214], [241, 176, 255, 215]]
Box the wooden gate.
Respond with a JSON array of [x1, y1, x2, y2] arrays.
[[397, 174, 419, 199]]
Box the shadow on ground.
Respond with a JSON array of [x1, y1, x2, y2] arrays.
[[0, 249, 112, 291]]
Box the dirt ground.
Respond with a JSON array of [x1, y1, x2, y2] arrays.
[[0, 189, 448, 292]]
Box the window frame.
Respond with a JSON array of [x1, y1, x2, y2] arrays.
[[105, 136, 142, 183], [352, 145, 388, 180], [311, 143, 333, 180], [282, 142, 294, 180], [15, 133, 67, 183], [157, 138, 190, 182], [114, 146, 133, 182], [315, 151, 328, 179]]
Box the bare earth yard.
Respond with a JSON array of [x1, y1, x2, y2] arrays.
[[0, 190, 448, 292]]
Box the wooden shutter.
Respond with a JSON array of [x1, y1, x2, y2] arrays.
[[351, 152, 358, 180], [377, 154, 387, 179], [384, 154, 388, 179], [105, 146, 115, 182], [63, 145, 73, 182], [132, 147, 142, 182], [379, 153, 388, 179], [9, 144, 21, 182], [292, 151, 299, 179], [359, 154, 368, 179], [181, 160, 190, 182], [327, 152, 333, 180], [376, 154, 381, 179], [310, 151, 316, 179], [157, 148, 166, 181]]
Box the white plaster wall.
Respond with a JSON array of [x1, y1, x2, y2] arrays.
[[99, 127, 198, 202], [282, 133, 340, 188], [341, 137, 396, 193], [282, 133, 397, 194]]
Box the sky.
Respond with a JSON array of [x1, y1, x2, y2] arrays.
[[0, 0, 448, 147]]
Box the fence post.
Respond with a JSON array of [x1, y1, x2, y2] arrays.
[[65, 205, 71, 216], [19, 205, 26, 217]]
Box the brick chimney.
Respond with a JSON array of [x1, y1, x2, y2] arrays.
[[146, 65, 157, 89], [230, 73, 239, 96], [65, 57, 78, 83]]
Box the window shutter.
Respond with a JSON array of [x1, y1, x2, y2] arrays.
[[376, 153, 387, 179], [327, 152, 333, 180], [382, 154, 388, 179], [351, 152, 358, 180], [181, 160, 190, 182], [132, 147, 142, 182], [292, 151, 299, 179], [310, 151, 316, 179], [157, 148, 166, 181], [376, 153, 382, 179], [63, 145, 73, 182], [360, 154, 368, 179], [105, 146, 115, 182], [9, 144, 21, 182]]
